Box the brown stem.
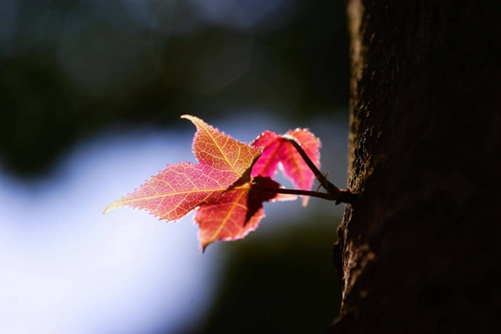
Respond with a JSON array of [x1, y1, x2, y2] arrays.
[[252, 183, 356, 205], [252, 183, 336, 201], [280, 134, 356, 204]]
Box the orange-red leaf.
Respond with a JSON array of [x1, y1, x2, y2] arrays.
[[104, 115, 291, 250], [181, 115, 261, 176], [104, 163, 236, 220], [196, 176, 284, 251]]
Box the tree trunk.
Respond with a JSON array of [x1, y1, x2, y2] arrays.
[[331, 1, 501, 333]]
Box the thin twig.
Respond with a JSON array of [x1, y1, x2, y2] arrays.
[[281, 134, 356, 205], [252, 183, 337, 201]]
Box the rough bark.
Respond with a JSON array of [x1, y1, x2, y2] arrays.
[[331, 1, 501, 333]]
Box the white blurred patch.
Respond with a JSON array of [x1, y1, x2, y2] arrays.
[[0, 127, 221, 334]]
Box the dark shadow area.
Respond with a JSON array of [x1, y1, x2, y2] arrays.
[[194, 214, 342, 334], [244, 175, 282, 224]]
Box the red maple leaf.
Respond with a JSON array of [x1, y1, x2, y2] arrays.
[[104, 115, 292, 250], [251, 128, 321, 206]]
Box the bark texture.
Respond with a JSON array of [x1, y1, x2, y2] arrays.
[[331, 1, 501, 333]]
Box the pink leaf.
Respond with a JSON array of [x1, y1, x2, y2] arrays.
[[251, 128, 321, 206]]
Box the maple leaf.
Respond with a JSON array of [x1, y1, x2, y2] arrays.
[[251, 128, 321, 206], [104, 115, 291, 251], [195, 175, 285, 250]]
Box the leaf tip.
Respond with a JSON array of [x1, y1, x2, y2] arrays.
[[200, 235, 216, 253], [180, 114, 198, 123], [103, 200, 121, 214], [180, 114, 205, 138], [102, 206, 112, 215]]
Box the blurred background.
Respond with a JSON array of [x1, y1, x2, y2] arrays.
[[0, 0, 349, 333]]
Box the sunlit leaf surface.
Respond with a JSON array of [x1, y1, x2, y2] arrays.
[[105, 115, 293, 250]]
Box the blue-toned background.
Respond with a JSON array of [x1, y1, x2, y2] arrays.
[[0, 1, 349, 333]]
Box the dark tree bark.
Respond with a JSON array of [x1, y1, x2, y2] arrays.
[[331, 1, 501, 333]]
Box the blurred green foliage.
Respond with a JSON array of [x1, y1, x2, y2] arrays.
[[0, 0, 348, 177]]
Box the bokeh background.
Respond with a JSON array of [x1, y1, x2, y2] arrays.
[[0, 0, 350, 333]]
